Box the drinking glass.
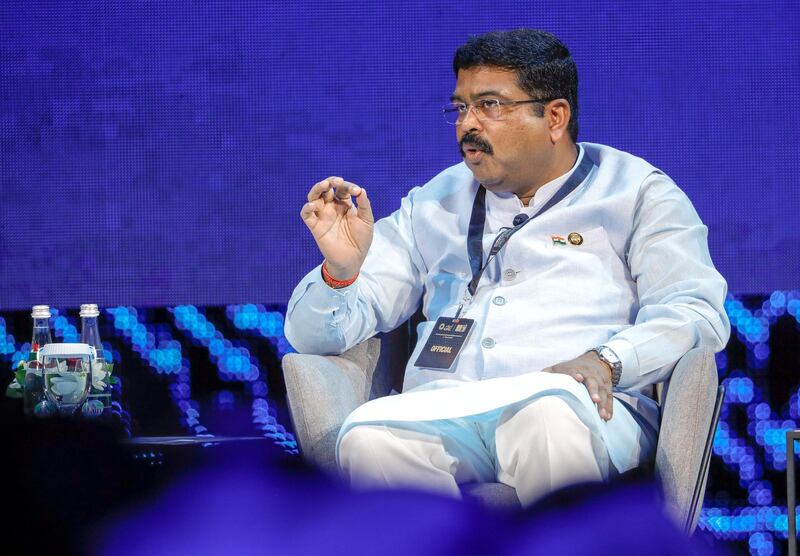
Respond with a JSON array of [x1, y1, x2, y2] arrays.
[[41, 349, 92, 415]]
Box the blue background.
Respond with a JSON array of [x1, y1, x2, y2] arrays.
[[2, 0, 798, 311], [2, 4, 800, 553]]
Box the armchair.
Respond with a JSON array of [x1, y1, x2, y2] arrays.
[[282, 320, 723, 533]]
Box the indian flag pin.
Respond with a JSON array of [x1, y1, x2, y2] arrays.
[[551, 235, 566, 246]]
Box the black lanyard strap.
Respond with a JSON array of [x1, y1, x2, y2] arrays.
[[465, 150, 596, 296]]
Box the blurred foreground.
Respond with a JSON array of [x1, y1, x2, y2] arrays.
[[0, 401, 729, 556]]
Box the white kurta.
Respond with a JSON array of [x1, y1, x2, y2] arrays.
[[285, 142, 730, 473]]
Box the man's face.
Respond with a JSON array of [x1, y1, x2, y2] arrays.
[[452, 66, 552, 193]]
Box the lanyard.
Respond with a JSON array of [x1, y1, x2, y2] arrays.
[[456, 150, 596, 318]]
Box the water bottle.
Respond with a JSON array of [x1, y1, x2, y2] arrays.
[[80, 304, 108, 416], [24, 305, 53, 416]]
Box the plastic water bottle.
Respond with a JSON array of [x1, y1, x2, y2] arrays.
[[24, 305, 53, 416], [80, 304, 107, 417]]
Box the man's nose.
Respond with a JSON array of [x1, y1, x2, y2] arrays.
[[459, 105, 483, 132]]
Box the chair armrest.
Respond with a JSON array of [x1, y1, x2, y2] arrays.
[[282, 338, 381, 473], [655, 347, 718, 533]]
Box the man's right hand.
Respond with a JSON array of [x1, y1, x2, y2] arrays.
[[300, 176, 374, 280]]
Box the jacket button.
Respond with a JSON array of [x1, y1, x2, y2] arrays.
[[481, 337, 496, 349], [492, 296, 506, 306], [502, 268, 517, 281]]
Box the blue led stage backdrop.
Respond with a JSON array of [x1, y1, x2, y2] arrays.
[[1, 1, 798, 310]]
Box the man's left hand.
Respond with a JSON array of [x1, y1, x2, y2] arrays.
[[542, 352, 614, 421]]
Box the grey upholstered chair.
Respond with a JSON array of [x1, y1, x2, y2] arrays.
[[282, 319, 724, 534]]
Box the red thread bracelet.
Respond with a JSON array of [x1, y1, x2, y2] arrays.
[[322, 261, 359, 289]]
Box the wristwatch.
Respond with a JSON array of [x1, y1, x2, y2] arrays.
[[590, 345, 622, 387]]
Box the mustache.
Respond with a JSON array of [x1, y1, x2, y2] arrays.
[[459, 133, 494, 157]]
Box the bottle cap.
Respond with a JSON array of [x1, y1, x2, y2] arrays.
[[31, 305, 51, 319], [79, 304, 100, 318]]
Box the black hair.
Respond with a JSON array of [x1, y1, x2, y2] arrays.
[[453, 29, 579, 142]]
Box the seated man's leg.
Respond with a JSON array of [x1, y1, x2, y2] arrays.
[[493, 395, 607, 507], [338, 419, 494, 499]]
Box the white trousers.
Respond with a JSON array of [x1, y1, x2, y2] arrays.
[[338, 395, 607, 507]]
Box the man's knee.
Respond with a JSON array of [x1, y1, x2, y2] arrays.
[[496, 395, 604, 506]]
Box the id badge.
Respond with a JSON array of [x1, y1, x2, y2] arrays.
[[413, 317, 475, 371]]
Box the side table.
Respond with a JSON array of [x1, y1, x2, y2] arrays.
[[126, 435, 269, 446], [123, 435, 274, 473]]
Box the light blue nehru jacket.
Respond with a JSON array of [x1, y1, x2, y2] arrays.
[[285, 142, 731, 472]]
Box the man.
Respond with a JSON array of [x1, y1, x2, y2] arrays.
[[285, 29, 729, 506]]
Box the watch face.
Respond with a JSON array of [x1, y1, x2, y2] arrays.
[[600, 347, 620, 366], [597, 348, 621, 374], [594, 346, 622, 387]]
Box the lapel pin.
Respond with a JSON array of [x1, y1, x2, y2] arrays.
[[551, 235, 566, 246], [568, 232, 583, 246]]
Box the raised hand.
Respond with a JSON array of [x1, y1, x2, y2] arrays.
[[300, 176, 374, 280]]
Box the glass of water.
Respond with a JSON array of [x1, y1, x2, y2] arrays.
[[41, 345, 93, 415]]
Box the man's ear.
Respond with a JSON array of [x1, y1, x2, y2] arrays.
[[547, 99, 571, 144]]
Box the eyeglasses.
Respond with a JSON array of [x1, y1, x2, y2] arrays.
[[442, 98, 554, 125]]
